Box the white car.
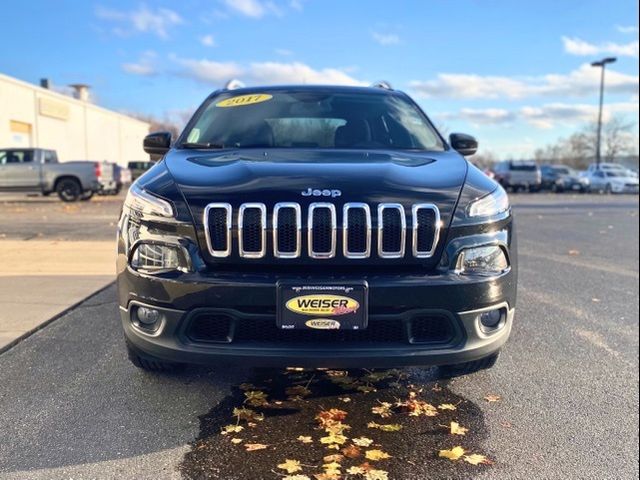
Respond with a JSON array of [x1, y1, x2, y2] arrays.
[[586, 169, 639, 194]]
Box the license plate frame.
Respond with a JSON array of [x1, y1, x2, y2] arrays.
[[276, 282, 368, 330]]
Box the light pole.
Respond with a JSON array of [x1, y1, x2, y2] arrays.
[[590, 57, 617, 166]]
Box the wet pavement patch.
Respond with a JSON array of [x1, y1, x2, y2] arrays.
[[180, 369, 491, 479]]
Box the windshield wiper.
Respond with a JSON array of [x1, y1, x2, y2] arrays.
[[180, 142, 225, 149]]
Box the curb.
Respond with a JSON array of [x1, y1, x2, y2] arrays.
[[0, 281, 115, 356]]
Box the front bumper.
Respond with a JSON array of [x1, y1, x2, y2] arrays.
[[119, 267, 516, 368]]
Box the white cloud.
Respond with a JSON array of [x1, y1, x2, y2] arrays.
[[223, 0, 283, 18], [371, 31, 401, 46], [95, 5, 183, 38], [122, 51, 158, 76], [170, 56, 366, 86], [200, 34, 216, 47], [439, 101, 639, 129], [616, 25, 639, 34], [562, 36, 639, 58], [410, 64, 639, 100]]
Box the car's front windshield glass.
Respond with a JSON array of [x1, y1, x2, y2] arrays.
[[182, 90, 445, 151], [553, 167, 571, 175]]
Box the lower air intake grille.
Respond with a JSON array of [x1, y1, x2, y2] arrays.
[[409, 315, 455, 344]]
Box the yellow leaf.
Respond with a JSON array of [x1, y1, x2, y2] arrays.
[[283, 476, 311, 480], [365, 470, 389, 480], [314, 474, 340, 480], [338, 397, 351, 403], [244, 390, 269, 407], [316, 409, 348, 428], [233, 407, 264, 422], [244, 443, 268, 451], [450, 421, 469, 436], [230, 438, 243, 444], [484, 394, 502, 403], [365, 449, 391, 461], [297, 435, 313, 444], [325, 422, 351, 436], [439, 446, 466, 461], [320, 433, 347, 445], [346, 466, 366, 475], [322, 461, 342, 475], [371, 402, 393, 418], [221, 424, 244, 435], [464, 454, 493, 465], [438, 403, 457, 411], [352, 437, 374, 447], [278, 459, 303, 474], [367, 422, 403, 432]]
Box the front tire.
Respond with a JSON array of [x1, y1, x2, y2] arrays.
[[125, 339, 185, 373], [438, 352, 500, 379], [56, 178, 82, 202]]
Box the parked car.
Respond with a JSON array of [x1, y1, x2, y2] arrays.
[[586, 162, 629, 174], [97, 162, 120, 195], [0, 148, 101, 201], [493, 160, 541, 192], [585, 169, 639, 194], [118, 83, 517, 377], [127, 160, 154, 181], [540, 164, 589, 192]]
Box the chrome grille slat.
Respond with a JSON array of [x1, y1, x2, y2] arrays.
[[238, 203, 267, 258], [308, 202, 337, 259], [204, 201, 439, 260], [377, 203, 406, 258], [273, 202, 302, 258], [343, 203, 371, 259], [203, 203, 232, 257], [412, 203, 441, 258]]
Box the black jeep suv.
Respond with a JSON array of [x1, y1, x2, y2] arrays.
[[117, 84, 517, 376]]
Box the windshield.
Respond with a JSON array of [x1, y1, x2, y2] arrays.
[[182, 90, 445, 151], [553, 167, 571, 175]]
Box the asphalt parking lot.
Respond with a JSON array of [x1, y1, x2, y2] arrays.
[[0, 193, 638, 479]]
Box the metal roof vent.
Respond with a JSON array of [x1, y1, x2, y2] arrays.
[[371, 81, 393, 90], [224, 79, 246, 90], [69, 83, 91, 102]]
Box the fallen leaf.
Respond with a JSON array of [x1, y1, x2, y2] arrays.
[[371, 402, 393, 418], [484, 394, 502, 403], [233, 407, 264, 422], [244, 443, 268, 451], [352, 437, 374, 447], [356, 385, 377, 393], [346, 466, 366, 475], [367, 422, 403, 432], [320, 433, 348, 446], [568, 249, 580, 256], [323, 454, 344, 463], [325, 422, 351, 436], [450, 421, 469, 436], [314, 473, 340, 480], [463, 454, 493, 465], [438, 403, 457, 411], [365, 449, 392, 461], [286, 385, 312, 398], [283, 475, 311, 480], [342, 444, 361, 458], [297, 435, 313, 444], [439, 446, 466, 461], [365, 470, 389, 480], [230, 438, 243, 444], [278, 459, 303, 474], [221, 424, 244, 435], [338, 397, 352, 403], [322, 461, 342, 475], [244, 390, 269, 407], [316, 409, 348, 428]]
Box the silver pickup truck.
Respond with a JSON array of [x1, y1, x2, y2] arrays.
[[0, 148, 103, 201]]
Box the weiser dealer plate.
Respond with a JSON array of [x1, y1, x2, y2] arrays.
[[277, 282, 368, 330]]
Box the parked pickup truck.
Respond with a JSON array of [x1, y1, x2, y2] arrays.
[[0, 148, 101, 201]]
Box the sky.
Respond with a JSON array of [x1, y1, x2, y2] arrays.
[[1, 0, 638, 158]]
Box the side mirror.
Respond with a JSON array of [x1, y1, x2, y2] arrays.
[[143, 131, 172, 157], [449, 133, 478, 156]]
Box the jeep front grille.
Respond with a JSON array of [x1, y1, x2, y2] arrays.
[[203, 202, 441, 260]]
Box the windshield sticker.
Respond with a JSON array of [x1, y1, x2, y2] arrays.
[[216, 94, 273, 108]]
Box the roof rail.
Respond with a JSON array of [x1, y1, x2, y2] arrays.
[[370, 81, 393, 90], [224, 79, 246, 90]]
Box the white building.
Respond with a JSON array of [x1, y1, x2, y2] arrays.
[[0, 73, 150, 166]]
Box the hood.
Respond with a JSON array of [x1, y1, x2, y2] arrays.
[[165, 148, 467, 207]]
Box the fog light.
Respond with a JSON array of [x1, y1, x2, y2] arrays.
[[479, 308, 505, 334], [136, 306, 160, 325], [456, 245, 509, 276], [131, 243, 185, 272]]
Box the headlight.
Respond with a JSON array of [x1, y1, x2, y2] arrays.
[[467, 186, 509, 218], [124, 183, 174, 217], [455, 245, 509, 276], [131, 242, 189, 273]]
